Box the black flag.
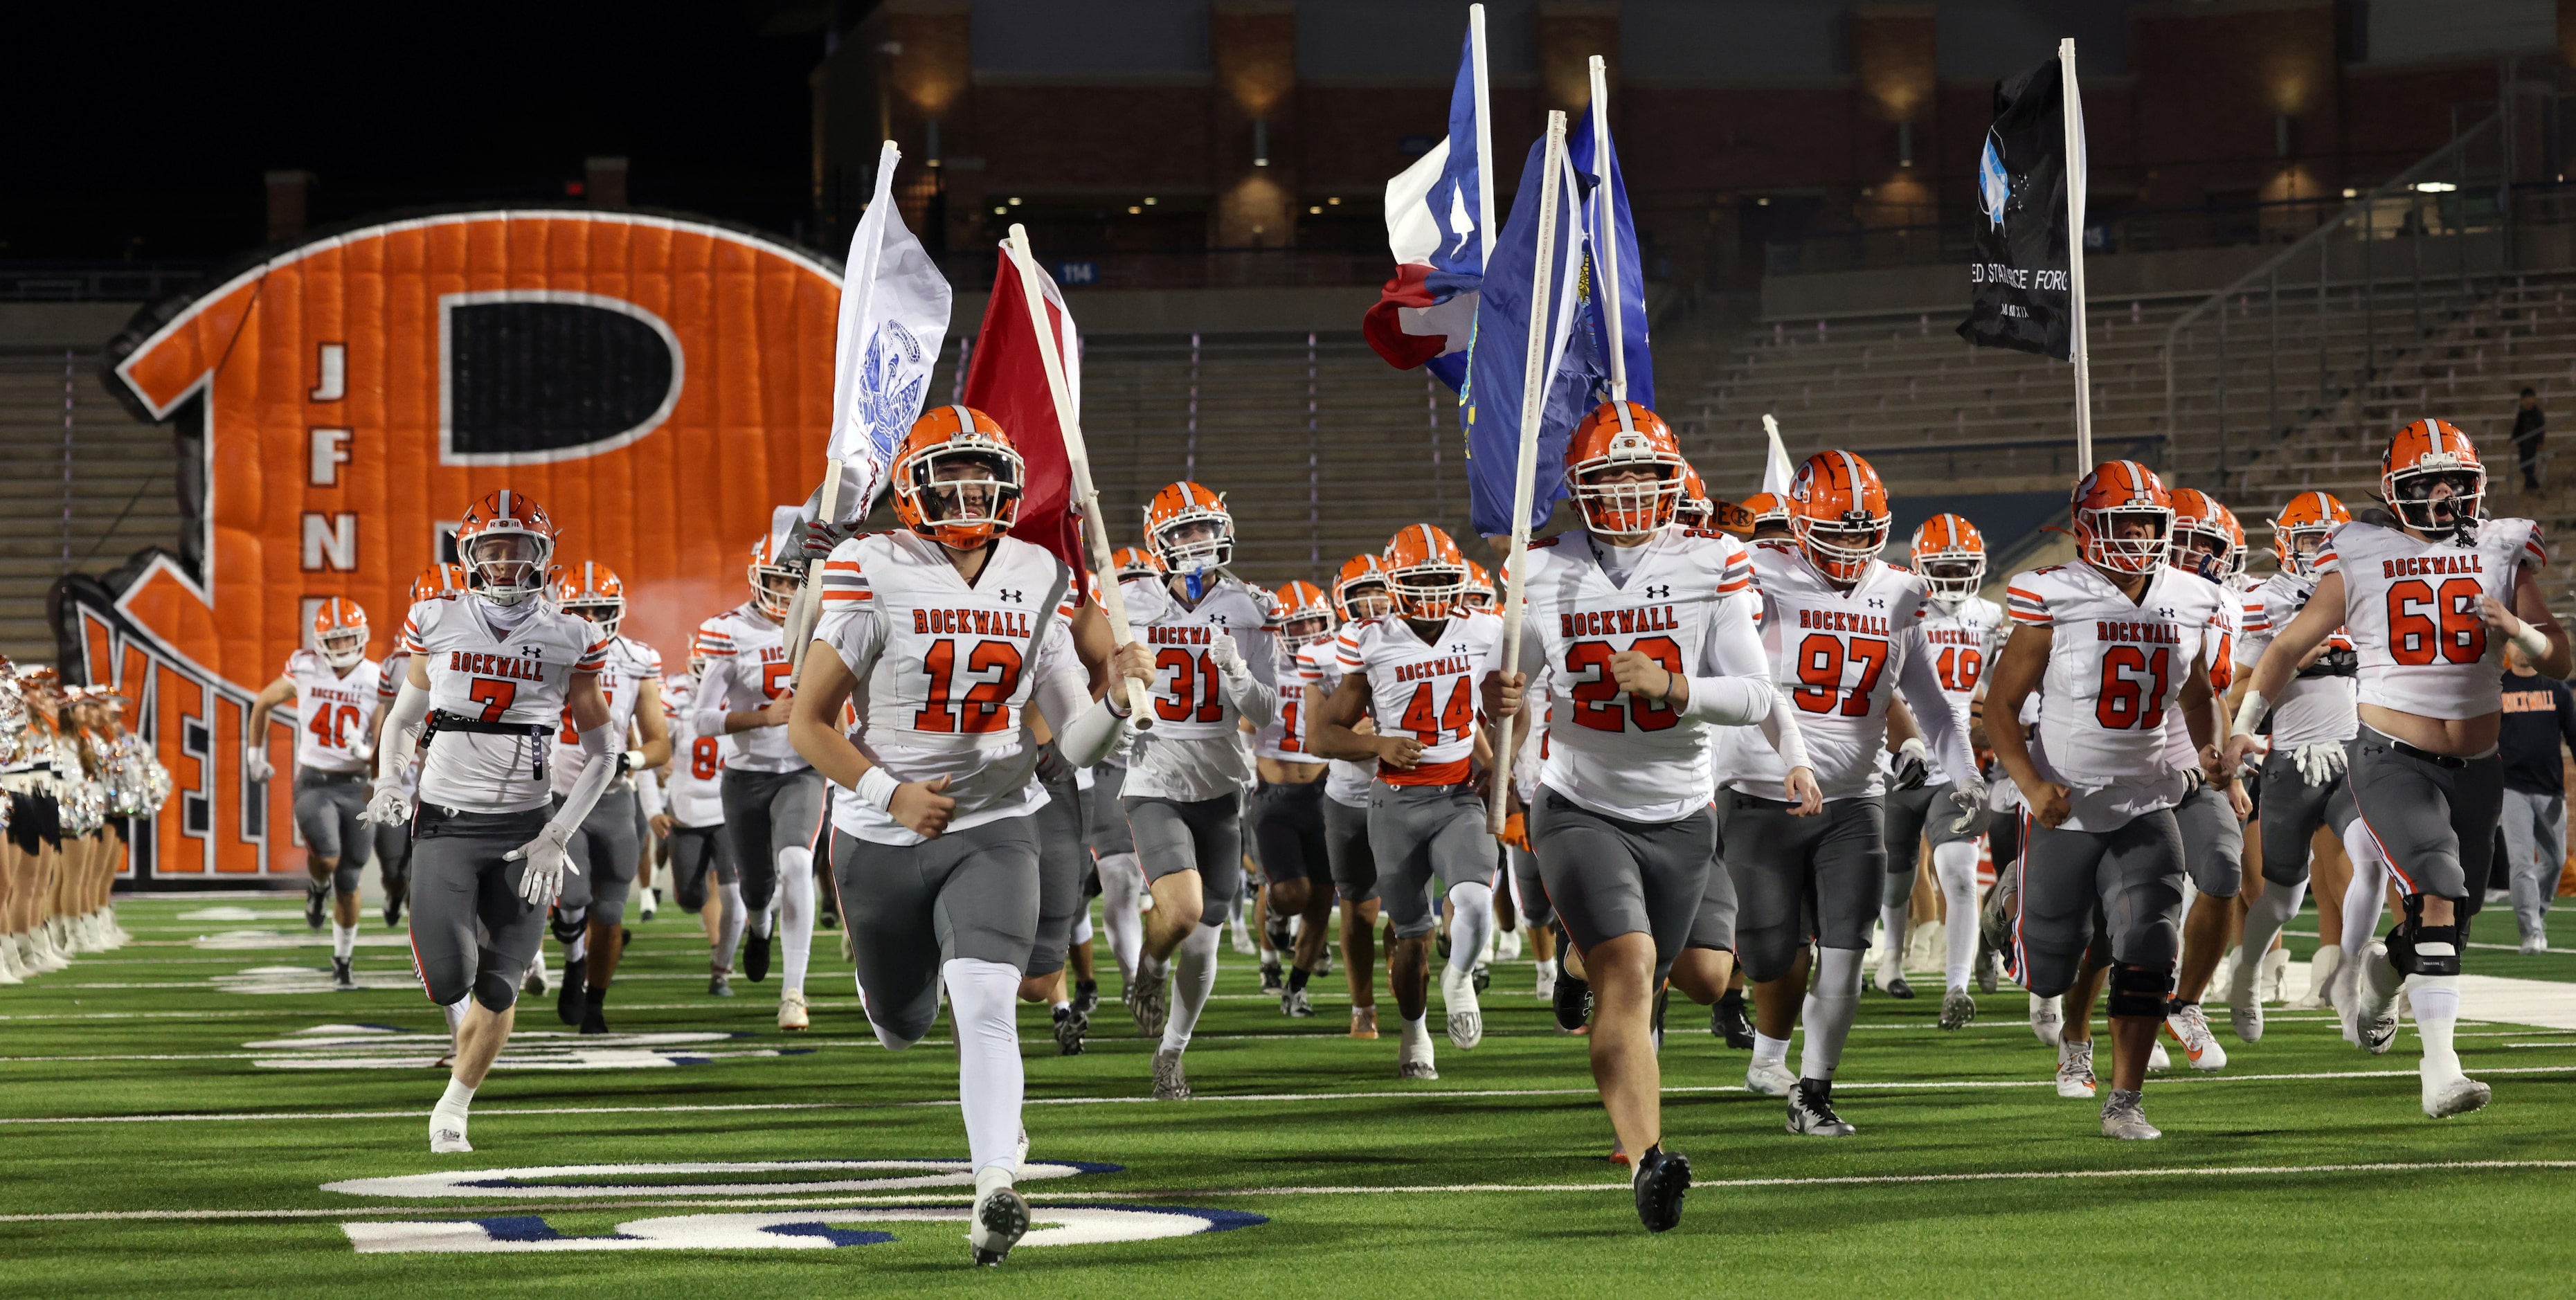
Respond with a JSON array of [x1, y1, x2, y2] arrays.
[[1958, 55, 2082, 359]]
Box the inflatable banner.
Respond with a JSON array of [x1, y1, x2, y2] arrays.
[[71, 208, 843, 879]]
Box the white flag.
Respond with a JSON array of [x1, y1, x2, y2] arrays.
[[1761, 413, 1794, 497], [825, 139, 953, 520]]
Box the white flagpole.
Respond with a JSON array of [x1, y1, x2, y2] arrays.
[[1470, 3, 1495, 269], [1587, 55, 1626, 402], [2059, 37, 2092, 470], [1005, 224, 1155, 728], [1489, 111, 1569, 836], [1760, 413, 1793, 497]]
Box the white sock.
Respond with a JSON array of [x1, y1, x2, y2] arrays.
[[714, 881, 747, 970], [1877, 903, 1909, 971], [332, 922, 357, 961], [1444, 881, 1494, 983], [1932, 842, 1980, 991], [564, 932, 586, 967], [1400, 1011, 1432, 1051], [750, 899, 776, 941], [942, 957, 1026, 1175], [1801, 948, 1864, 1081], [777, 847, 815, 994], [1070, 912, 1094, 946], [1160, 922, 1221, 1054], [2236, 880, 2307, 993], [436, 1078, 476, 1115], [2340, 823, 2390, 964], [2412, 953, 2462, 1076], [442, 996, 469, 1035], [1096, 853, 1146, 983], [1753, 1030, 1790, 1067]]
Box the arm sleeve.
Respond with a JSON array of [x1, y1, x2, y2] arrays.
[[1894, 631, 1978, 788], [690, 653, 735, 739], [1678, 587, 1777, 726], [374, 681, 432, 784], [1222, 626, 1279, 729], [634, 767, 665, 819]]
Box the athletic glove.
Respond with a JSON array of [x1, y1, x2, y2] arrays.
[[503, 820, 583, 905], [1890, 737, 1929, 792], [359, 775, 412, 827], [1207, 629, 1248, 680], [244, 750, 273, 784], [348, 739, 372, 766], [1946, 780, 1989, 836], [1032, 739, 1072, 786]]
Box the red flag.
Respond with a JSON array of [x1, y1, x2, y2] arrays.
[[962, 248, 1090, 598]]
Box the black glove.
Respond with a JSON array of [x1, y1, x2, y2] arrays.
[[784, 517, 854, 570]]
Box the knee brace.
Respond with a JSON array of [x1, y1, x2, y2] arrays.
[[549, 906, 586, 946], [2106, 963, 2172, 1020], [2392, 893, 2462, 977]]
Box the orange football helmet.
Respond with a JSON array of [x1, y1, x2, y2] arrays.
[[2168, 489, 2245, 583], [2382, 417, 2483, 534], [558, 561, 629, 639], [1145, 481, 1232, 576], [1742, 491, 1792, 538], [1565, 401, 1687, 535], [453, 489, 558, 606], [2270, 491, 2351, 577], [1382, 525, 1471, 620], [1332, 554, 1394, 622], [2071, 461, 2173, 576], [1271, 579, 1335, 649], [1110, 545, 1166, 581], [1787, 451, 1891, 583], [408, 562, 470, 605], [1461, 559, 1497, 611], [1910, 514, 1986, 602], [747, 532, 801, 620], [892, 404, 1024, 551], [309, 597, 370, 668], [1675, 464, 1716, 529]]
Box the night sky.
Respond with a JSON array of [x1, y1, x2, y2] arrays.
[[4, 1, 826, 262]]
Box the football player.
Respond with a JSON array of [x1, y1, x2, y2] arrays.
[[656, 631, 744, 993], [694, 530, 829, 1031], [544, 563, 671, 1032], [363, 491, 619, 1153], [2226, 491, 2360, 1038], [1310, 525, 1522, 1080], [2155, 489, 2251, 1069], [244, 598, 381, 988], [1086, 545, 1164, 1004], [1989, 462, 2228, 1139], [1514, 403, 1798, 1231], [1250, 579, 1337, 1017], [790, 405, 1142, 1266], [2231, 419, 2569, 1117], [1308, 553, 1396, 1037], [367, 565, 470, 929], [1117, 482, 1281, 1100], [1873, 514, 2002, 1027]]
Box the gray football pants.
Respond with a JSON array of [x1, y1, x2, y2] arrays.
[[1366, 782, 1495, 940], [555, 786, 641, 927], [721, 766, 826, 914], [2350, 725, 2503, 906], [407, 804, 552, 1011], [666, 822, 736, 912], [831, 815, 1041, 1043], [2010, 806, 2186, 999], [2499, 787, 2566, 941], [1124, 793, 1243, 928], [2255, 747, 2358, 887], [293, 769, 372, 891], [1531, 787, 1714, 980], [1723, 793, 1886, 984], [1028, 770, 1088, 976]]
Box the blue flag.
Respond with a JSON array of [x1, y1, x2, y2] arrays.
[[1461, 136, 1601, 537], [1569, 101, 1652, 413]]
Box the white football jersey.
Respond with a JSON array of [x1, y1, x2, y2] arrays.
[[1717, 544, 1964, 801], [2314, 517, 2545, 721], [1296, 639, 1376, 808], [2236, 571, 2359, 748], [284, 649, 381, 775], [2161, 572, 2243, 768], [1333, 608, 1506, 787], [1121, 574, 1279, 802], [2003, 560, 2229, 831], [692, 603, 803, 773], [550, 633, 660, 796], [1914, 595, 2003, 788], [816, 531, 1087, 845], [1517, 529, 1767, 822], [1252, 638, 1328, 764], [398, 595, 608, 813], [660, 673, 726, 828]]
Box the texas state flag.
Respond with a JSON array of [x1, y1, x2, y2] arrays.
[[1360, 26, 1483, 392]]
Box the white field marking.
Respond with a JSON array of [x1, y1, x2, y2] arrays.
[[323, 1159, 1106, 1200], [341, 1204, 1254, 1254], [2280, 926, 2573, 956], [11, 1065, 2576, 1126], [5, 1159, 2575, 1225]]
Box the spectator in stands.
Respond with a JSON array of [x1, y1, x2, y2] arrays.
[[2498, 640, 2576, 953], [2511, 387, 2546, 491]]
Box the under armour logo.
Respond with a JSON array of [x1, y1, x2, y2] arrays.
[[1212, 614, 1230, 626], [1868, 598, 1886, 609], [1643, 585, 1671, 599], [998, 589, 1025, 603], [2157, 607, 2174, 618]]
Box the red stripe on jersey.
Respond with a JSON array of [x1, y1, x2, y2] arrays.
[[1378, 755, 1472, 788]]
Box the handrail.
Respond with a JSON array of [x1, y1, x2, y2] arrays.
[[2159, 111, 2504, 439]]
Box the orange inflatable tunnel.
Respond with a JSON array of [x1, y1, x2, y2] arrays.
[[69, 207, 843, 881]]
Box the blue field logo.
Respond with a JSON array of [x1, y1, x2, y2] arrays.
[[1978, 129, 2011, 231]]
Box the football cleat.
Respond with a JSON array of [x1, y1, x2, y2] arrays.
[[1974, 942, 2001, 993], [1552, 966, 1593, 1033], [384, 892, 405, 930], [580, 1002, 609, 1036], [1713, 993, 1756, 1050], [1875, 960, 1915, 1000], [2100, 1088, 2161, 1140], [1259, 961, 1284, 995], [1396, 1033, 1439, 1081], [1281, 988, 1315, 1018], [1230, 919, 1256, 956], [1472, 961, 1491, 994], [305, 882, 329, 932], [969, 1180, 1030, 1267], [1152, 1048, 1192, 1101], [332, 957, 357, 991], [2226, 959, 2265, 1042], [638, 888, 658, 922], [1786, 1079, 1855, 1137], [708, 971, 735, 997], [1496, 927, 1523, 961], [2057, 1039, 2098, 1099], [2030, 993, 2064, 1047], [556, 957, 587, 1027], [777, 989, 811, 1031], [1441, 959, 1483, 1049], [1745, 1057, 1796, 1097], [429, 1112, 472, 1155], [1938, 987, 1976, 1030], [2348, 942, 2399, 1054], [1071, 978, 1099, 1018], [744, 930, 773, 983], [1533, 961, 1558, 1000], [523, 955, 547, 997], [1349, 1006, 1380, 1040], [1126, 960, 1170, 1038], [1632, 1147, 1692, 1234], [2147, 1039, 2171, 1072], [1052, 1004, 1086, 1056], [2422, 1066, 2492, 1119], [2164, 1003, 2226, 1070]]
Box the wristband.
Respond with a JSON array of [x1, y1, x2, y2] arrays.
[[855, 765, 901, 813], [2231, 691, 2269, 739], [622, 749, 648, 775], [2512, 622, 2550, 660]]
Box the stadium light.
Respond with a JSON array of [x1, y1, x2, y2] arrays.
[[2415, 181, 2457, 192]]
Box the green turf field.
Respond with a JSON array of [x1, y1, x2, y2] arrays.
[[6, 892, 2576, 1297]]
